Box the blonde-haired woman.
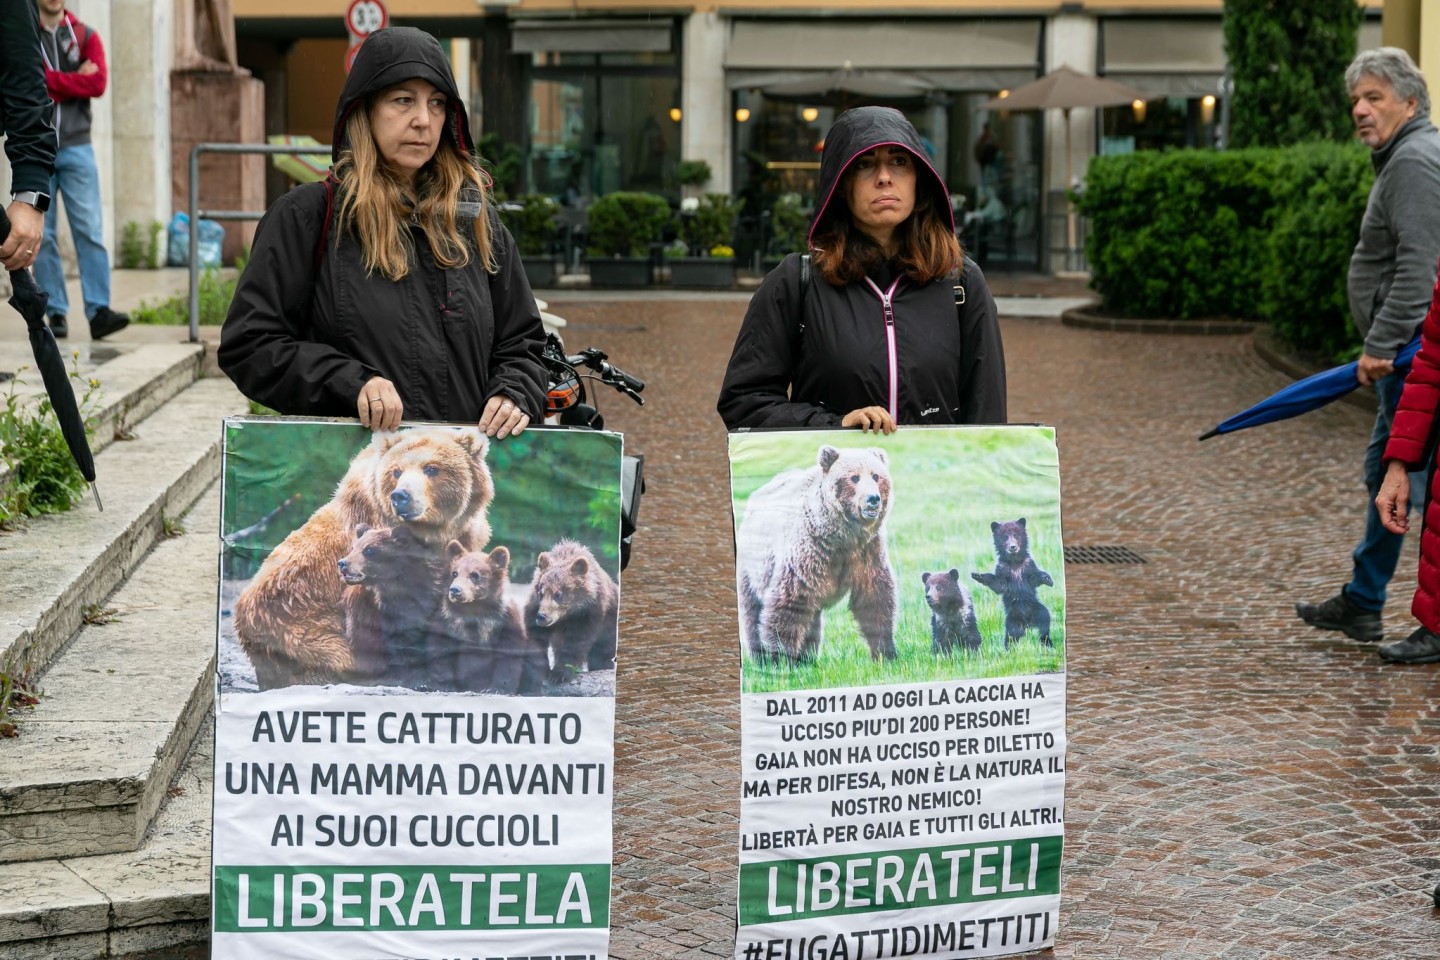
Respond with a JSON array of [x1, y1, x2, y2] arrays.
[[220, 27, 545, 438]]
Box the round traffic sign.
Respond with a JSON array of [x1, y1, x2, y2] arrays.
[[345, 0, 388, 38], [345, 40, 364, 74]]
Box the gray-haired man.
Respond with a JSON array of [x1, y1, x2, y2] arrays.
[[1296, 47, 1440, 657]]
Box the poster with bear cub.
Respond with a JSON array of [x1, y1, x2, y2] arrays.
[[213, 418, 622, 960], [728, 426, 1066, 960]]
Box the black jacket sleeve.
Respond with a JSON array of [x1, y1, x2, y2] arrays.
[[956, 258, 1007, 424], [0, 0, 56, 193], [217, 185, 378, 416], [484, 214, 548, 421], [717, 254, 845, 430]]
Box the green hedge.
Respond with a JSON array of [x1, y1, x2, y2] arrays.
[[1077, 142, 1373, 359]]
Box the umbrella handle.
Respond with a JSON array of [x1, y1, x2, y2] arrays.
[[0, 206, 10, 245]]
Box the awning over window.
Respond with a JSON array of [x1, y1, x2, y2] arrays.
[[512, 18, 671, 54], [1101, 19, 1224, 97], [725, 18, 1041, 92]]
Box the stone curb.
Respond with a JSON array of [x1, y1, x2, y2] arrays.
[[0, 484, 221, 863], [0, 377, 243, 703], [1061, 302, 1259, 335]]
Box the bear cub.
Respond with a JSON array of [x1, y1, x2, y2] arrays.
[[338, 523, 448, 685], [525, 540, 618, 685], [438, 543, 547, 694], [922, 568, 982, 655], [971, 518, 1054, 648]]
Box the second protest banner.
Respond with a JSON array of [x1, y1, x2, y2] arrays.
[[213, 419, 622, 960], [729, 426, 1066, 960]]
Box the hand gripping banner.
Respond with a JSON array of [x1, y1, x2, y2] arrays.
[[212, 418, 621, 960], [729, 426, 1066, 960]]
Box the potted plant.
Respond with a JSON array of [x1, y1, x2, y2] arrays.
[[499, 193, 561, 288], [763, 192, 809, 273], [675, 158, 712, 199], [670, 193, 743, 289], [586, 191, 671, 287]]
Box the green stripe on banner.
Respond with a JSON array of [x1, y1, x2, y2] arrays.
[[214, 864, 610, 932], [738, 836, 1061, 925]]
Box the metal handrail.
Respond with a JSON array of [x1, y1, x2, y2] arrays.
[[186, 142, 331, 342]]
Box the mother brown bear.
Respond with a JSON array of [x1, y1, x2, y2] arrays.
[[233, 427, 494, 689], [735, 444, 897, 664]]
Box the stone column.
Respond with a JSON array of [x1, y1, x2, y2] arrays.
[[110, 0, 176, 246], [682, 11, 730, 195]]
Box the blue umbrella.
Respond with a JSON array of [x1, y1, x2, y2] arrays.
[[1199, 335, 1424, 440]]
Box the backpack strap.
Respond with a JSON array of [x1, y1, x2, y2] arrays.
[[798, 253, 811, 339]]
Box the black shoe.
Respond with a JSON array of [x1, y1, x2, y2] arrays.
[[1295, 591, 1384, 642], [1378, 625, 1440, 664], [48, 314, 67, 338], [89, 307, 129, 340]]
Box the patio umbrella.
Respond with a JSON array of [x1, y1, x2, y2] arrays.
[[0, 208, 100, 509], [983, 66, 1154, 268], [760, 66, 934, 101], [1198, 335, 1424, 441]]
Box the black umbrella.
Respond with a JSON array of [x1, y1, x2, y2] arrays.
[[0, 208, 101, 510]]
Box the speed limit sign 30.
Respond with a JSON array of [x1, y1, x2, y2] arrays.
[[346, 0, 388, 39]]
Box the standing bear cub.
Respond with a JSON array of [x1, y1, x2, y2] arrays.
[[439, 543, 548, 695], [735, 445, 897, 664], [922, 569, 982, 655], [971, 518, 1055, 648], [524, 540, 619, 685]]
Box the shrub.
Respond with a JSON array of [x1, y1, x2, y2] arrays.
[[1077, 142, 1374, 360], [119, 219, 166, 269], [499, 193, 559, 258], [132, 252, 247, 325], [676, 159, 713, 189], [676, 193, 743, 256], [587, 192, 671, 258], [767, 192, 809, 257]]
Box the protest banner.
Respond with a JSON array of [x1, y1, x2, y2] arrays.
[[213, 418, 621, 960], [729, 426, 1066, 960]]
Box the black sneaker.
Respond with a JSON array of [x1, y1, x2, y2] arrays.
[[89, 307, 129, 340], [1295, 591, 1384, 642], [1378, 625, 1440, 664], [48, 314, 67, 338]]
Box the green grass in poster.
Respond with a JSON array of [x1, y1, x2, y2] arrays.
[[730, 428, 1065, 694]]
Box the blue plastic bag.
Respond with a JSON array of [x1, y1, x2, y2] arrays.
[[167, 212, 225, 268]]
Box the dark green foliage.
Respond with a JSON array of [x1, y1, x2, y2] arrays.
[[1223, 0, 1361, 148], [675, 159, 713, 188], [478, 133, 523, 199], [767, 193, 809, 257], [0, 362, 98, 526], [1077, 141, 1374, 361], [1259, 142, 1374, 359], [499, 194, 560, 258], [587, 192, 672, 258], [677, 193, 743, 255]]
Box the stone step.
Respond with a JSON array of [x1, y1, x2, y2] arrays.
[[0, 341, 206, 489], [0, 375, 243, 681], [0, 476, 224, 864], [0, 714, 213, 959]]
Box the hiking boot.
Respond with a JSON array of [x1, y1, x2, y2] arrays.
[[89, 307, 129, 340], [1295, 591, 1384, 642], [48, 313, 67, 338], [1378, 625, 1440, 664]]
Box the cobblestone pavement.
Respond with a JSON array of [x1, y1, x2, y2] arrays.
[[553, 295, 1440, 960]]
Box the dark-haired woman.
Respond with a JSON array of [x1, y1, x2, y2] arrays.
[[219, 26, 545, 438], [718, 106, 1006, 433]]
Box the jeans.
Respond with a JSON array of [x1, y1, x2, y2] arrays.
[[32, 143, 111, 322], [1348, 369, 1429, 611]]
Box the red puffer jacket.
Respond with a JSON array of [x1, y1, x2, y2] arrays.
[[1384, 272, 1440, 630]]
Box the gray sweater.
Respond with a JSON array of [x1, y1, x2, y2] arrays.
[[1348, 115, 1440, 360]]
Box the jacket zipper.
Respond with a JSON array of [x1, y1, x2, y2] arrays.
[[863, 276, 902, 419]]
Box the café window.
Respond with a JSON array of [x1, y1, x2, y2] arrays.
[[517, 21, 682, 202]]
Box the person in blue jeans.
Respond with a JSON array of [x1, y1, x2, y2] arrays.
[[31, 0, 127, 341], [1296, 47, 1440, 649]]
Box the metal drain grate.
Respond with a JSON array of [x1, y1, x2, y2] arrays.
[[1064, 545, 1146, 565]]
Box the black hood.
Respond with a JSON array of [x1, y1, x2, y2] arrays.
[[809, 106, 954, 246], [332, 27, 472, 165]]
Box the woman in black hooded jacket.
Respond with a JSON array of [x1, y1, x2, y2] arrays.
[[718, 106, 1006, 433], [218, 27, 545, 438]]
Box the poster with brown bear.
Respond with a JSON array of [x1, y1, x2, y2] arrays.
[[212, 418, 621, 960], [728, 426, 1066, 960]]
